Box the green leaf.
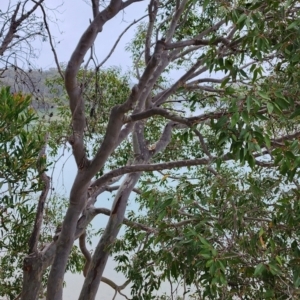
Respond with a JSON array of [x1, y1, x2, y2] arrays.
[[215, 116, 228, 130], [239, 69, 248, 78], [268, 262, 281, 275], [241, 111, 249, 123], [246, 155, 254, 169], [287, 21, 299, 30], [257, 91, 270, 100], [264, 289, 275, 298], [267, 103, 274, 114], [237, 14, 247, 24], [206, 259, 214, 268], [203, 0, 209, 10], [276, 255, 283, 266], [220, 77, 230, 88], [254, 263, 266, 276], [275, 97, 290, 109], [264, 135, 271, 148], [231, 112, 239, 127], [290, 107, 300, 118], [200, 252, 212, 259], [247, 95, 252, 112], [259, 227, 264, 237], [199, 236, 211, 248]]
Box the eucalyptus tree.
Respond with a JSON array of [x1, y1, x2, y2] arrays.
[[2, 0, 300, 299]]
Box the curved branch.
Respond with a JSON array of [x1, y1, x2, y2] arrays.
[[89, 157, 211, 194], [124, 107, 191, 125], [79, 231, 91, 277], [94, 207, 157, 233], [105, 185, 142, 195], [98, 15, 147, 69], [165, 0, 189, 42], [101, 277, 130, 299], [125, 107, 234, 126]]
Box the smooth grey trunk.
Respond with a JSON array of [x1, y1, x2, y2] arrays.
[[46, 176, 90, 300], [21, 253, 43, 300], [21, 203, 101, 300], [79, 171, 142, 300]]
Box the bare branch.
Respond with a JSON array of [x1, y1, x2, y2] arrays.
[[0, 1, 45, 56], [145, 0, 158, 64], [193, 128, 213, 159], [91, 0, 100, 18], [48, 2, 145, 297], [152, 58, 205, 107], [94, 207, 157, 233], [90, 157, 212, 194], [105, 185, 142, 194], [121, 0, 144, 9], [165, 0, 189, 42], [125, 107, 190, 125], [79, 231, 91, 277], [98, 15, 147, 69], [28, 133, 50, 254], [80, 170, 143, 299], [152, 121, 179, 155], [32, 1, 64, 80], [101, 277, 130, 299]]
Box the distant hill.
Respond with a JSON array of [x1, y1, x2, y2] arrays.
[[0, 67, 62, 109]]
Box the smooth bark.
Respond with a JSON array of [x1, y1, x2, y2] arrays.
[[21, 253, 43, 300], [79, 172, 142, 300]]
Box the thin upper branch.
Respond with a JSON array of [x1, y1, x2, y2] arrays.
[[98, 15, 147, 69], [0, 0, 45, 56], [145, 0, 158, 64], [33, 1, 64, 80], [165, 0, 189, 42], [91, 0, 100, 18], [94, 207, 157, 233]]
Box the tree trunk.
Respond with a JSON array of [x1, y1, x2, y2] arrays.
[[21, 253, 44, 300], [46, 174, 90, 300], [79, 172, 141, 300]]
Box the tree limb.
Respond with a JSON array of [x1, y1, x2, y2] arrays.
[[28, 133, 50, 254]]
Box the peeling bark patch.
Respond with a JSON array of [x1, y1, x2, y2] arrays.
[[112, 196, 122, 214]]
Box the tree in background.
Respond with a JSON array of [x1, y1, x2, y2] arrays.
[[2, 0, 300, 299]]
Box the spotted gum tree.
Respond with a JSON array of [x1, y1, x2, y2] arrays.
[[2, 0, 300, 299]]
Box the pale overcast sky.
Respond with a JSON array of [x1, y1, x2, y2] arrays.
[[2, 0, 147, 70], [36, 0, 147, 70]]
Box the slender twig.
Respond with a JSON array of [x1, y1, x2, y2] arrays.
[[32, 0, 64, 80], [97, 15, 147, 68]]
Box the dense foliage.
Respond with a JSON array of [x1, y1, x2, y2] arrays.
[[2, 0, 300, 299]]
